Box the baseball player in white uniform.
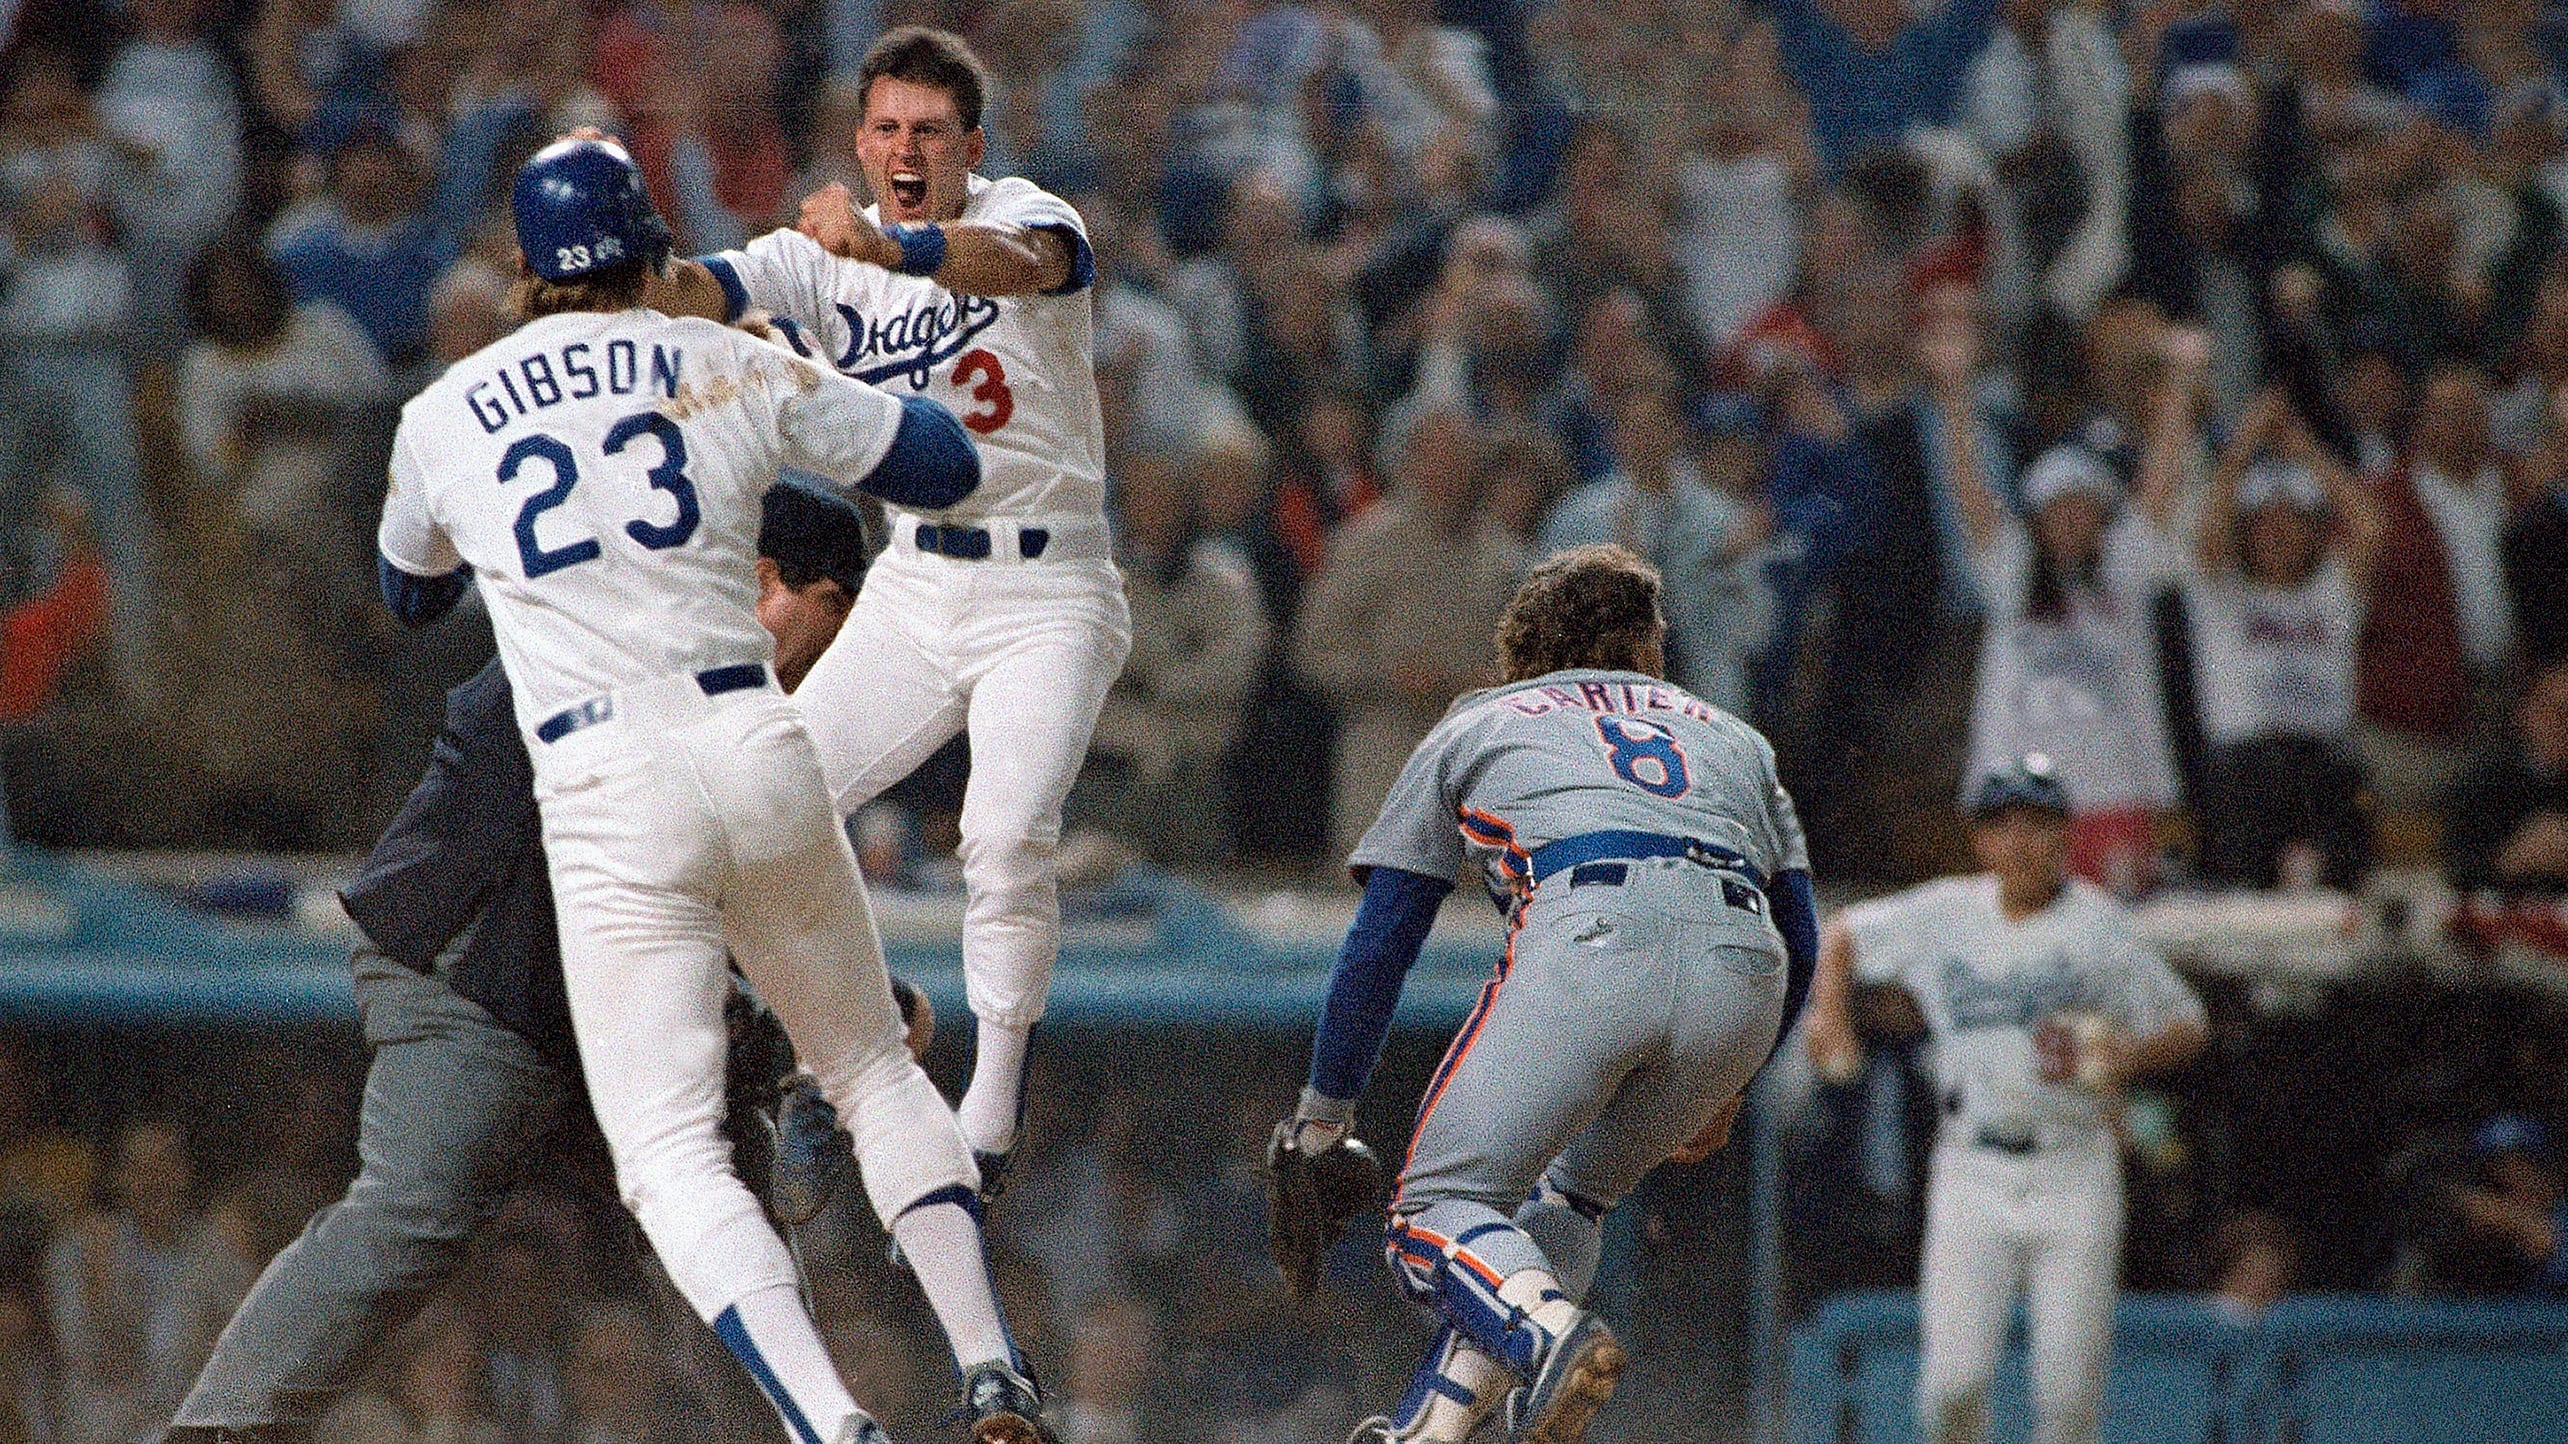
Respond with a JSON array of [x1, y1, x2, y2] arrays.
[[646, 26, 1128, 1183], [1803, 755, 2206, 1444], [376, 137, 1051, 1444]]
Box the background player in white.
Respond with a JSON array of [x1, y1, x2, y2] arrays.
[[1270, 546, 1823, 1444], [646, 26, 1128, 1183], [376, 137, 1048, 1444], [1803, 756, 2208, 1444]]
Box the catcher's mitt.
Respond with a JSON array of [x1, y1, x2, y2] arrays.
[[1265, 1120, 1384, 1303]]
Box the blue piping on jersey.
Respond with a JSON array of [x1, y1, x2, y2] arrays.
[[378, 555, 469, 627], [697, 254, 750, 322], [1308, 865, 1453, 1101], [857, 393, 981, 510], [1028, 221, 1096, 295]]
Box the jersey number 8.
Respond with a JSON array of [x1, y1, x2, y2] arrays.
[[500, 411, 700, 578], [1596, 715, 1691, 798]]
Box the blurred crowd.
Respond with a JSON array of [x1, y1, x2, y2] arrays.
[[0, 1025, 1775, 1444], [4, 0, 2568, 907]]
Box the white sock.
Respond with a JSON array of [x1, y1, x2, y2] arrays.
[[891, 1196, 1018, 1370], [1497, 1268, 1581, 1337], [715, 1282, 863, 1442], [956, 1019, 1032, 1155]]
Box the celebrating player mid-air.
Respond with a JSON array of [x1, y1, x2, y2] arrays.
[[1267, 546, 1821, 1444], [376, 136, 1046, 1444], [1804, 755, 2207, 1444], [648, 25, 1127, 1191]]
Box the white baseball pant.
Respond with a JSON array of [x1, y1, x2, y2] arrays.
[[531, 672, 977, 1325], [790, 540, 1131, 1030], [1915, 1134, 2123, 1444]]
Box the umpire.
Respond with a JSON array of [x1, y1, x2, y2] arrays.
[[167, 485, 894, 1444]]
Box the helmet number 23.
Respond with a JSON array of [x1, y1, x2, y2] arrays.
[[1596, 715, 1691, 798], [951, 348, 1014, 434]]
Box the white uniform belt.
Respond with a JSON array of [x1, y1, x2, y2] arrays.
[[891, 512, 1110, 563]]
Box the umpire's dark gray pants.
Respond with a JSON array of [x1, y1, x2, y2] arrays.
[[1393, 858, 1786, 1293], [170, 945, 573, 1431]]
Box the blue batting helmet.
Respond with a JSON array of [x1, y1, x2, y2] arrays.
[[1967, 753, 2073, 819], [512, 138, 672, 282]]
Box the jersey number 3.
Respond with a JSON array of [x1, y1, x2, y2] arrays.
[[501, 412, 700, 579], [951, 348, 1013, 434], [1596, 715, 1691, 798]]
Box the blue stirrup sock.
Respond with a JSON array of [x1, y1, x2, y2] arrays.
[[712, 1284, 864, 1444]]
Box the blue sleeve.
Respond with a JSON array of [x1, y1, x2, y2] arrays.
[[1307, 866, 1454, 1100], [1767, 868, 1819, 1064], [379, 555, 469, 627], [857, 393, 981, 509], [696, 255, 751, 322], [1027, 221, 1096, 295]]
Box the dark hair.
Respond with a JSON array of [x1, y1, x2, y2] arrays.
[[507, 257, 649, 320], [185, 240, 294, 350], [858, 26, 990, 131], [1498, 545, 1665, 682]]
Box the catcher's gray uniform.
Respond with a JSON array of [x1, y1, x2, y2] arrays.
[[1354, 669, 1805, 1317]]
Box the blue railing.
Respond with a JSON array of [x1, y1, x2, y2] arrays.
[[0, 852, 1500, 1028], [1787, 1290, 2568, 1444]]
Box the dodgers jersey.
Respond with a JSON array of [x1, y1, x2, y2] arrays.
[[1845, 876, 2204, 1139], [701, 175, 1102, 526], [1352, 669, 1809, 907], [378, 309, 904, 741]]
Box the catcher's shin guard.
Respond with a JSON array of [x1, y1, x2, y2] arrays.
[[1350, 1323, 1513, 1442], [1385, 1214, 1563, 1378]]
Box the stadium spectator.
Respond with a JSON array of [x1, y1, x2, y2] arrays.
[[1957, 0, 2131, 336], [177, 243, 391, 546], [96, 0, 244, 365], [1767, 0, 1999, 172], [2508, 380, 2568, 669], [267, 112, 454, 370], [0, 1039, 89, 1242], [1961, 440, 2184, 895], [0, 1277, 60, 1441], [1540, 377, 1774, 717], [42, 1121, 254, 1444], [1295, 404, 1523, 861], [0, 46, 160, 705], [2356, 363, 2517, 806], [2445, 1114, 2568, 1298], [2186, 389, 2381, 890], [2443, 659, 2568, 897], [1084, 451, 1271, 865], [1670, 17, 1813, 348]]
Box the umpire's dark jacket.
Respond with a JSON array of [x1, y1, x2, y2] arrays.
[[338, 658, 580, 1071]]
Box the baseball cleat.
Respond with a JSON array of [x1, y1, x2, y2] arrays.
[[765, 1074, 854, 1226], [959, 1359, 1055, 1444], [1504, 1313, 1624, 1444], [1344, 1416, 1493, 1443]]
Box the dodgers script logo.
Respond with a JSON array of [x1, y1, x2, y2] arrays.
[[833, 294, 1003, 387]]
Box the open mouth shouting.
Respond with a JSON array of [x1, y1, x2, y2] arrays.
[[889, 170, 929, 212]]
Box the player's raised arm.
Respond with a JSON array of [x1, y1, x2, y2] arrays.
[[797, 182, 1080, 298]]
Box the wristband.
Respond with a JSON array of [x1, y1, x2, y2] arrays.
[[886, 222, 947, 277]]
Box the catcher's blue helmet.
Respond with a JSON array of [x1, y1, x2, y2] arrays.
[[1968, 753, 2073, 819], [512, 137, 672, 282]]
